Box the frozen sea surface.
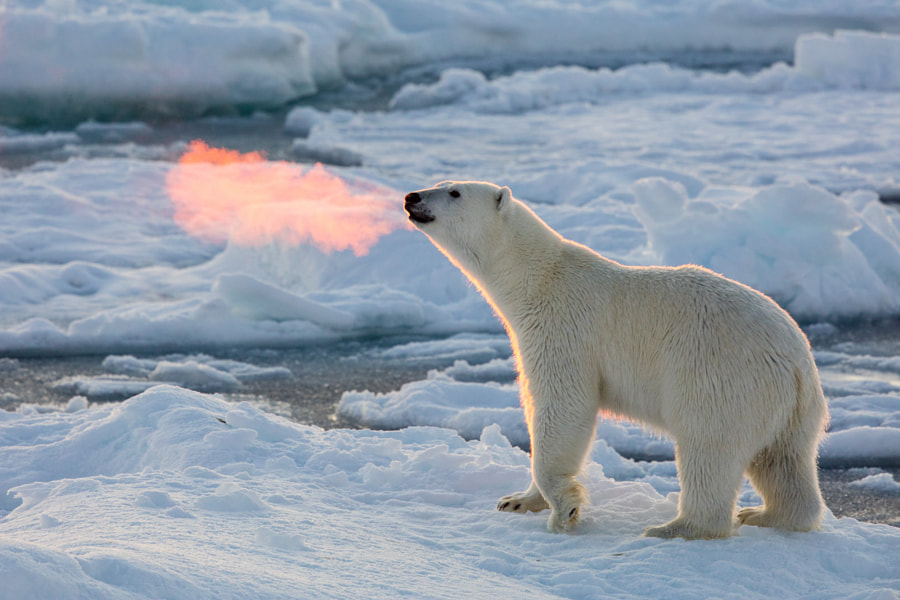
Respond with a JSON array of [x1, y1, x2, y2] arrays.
[[2, 2, 900, 598]]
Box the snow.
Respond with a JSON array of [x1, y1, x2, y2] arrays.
[[0, 131, 80, 155], [796, 30, 900, 89], [1, 1, 900, 597], [633, 181, 900, 319], [3, 97, 900, 350], [0, 6, 314, 125], [850, 471, 900, 492], [0, 0, 897, 470], [47, 353, 292, 401], [389, 30, 900, 113], [1, 387, 899, 599], [213, 274, 355, 328], [3, 2, 900, 124], [73, 121, 154, 144]]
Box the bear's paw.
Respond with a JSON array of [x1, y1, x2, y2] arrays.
[[643, 517, 735, 540], [497, 490, 549, 514]]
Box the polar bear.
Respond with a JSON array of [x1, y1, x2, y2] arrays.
[[404, 180, 828, 539]]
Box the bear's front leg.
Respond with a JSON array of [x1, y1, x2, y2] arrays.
[[536, 469, 588, 533], [528, 401, 598, 533]]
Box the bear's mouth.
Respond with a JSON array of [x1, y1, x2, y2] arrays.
[[405, 203, 435, 224]]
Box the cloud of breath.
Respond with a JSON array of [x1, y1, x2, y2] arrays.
[[167, 141, 405, 256]]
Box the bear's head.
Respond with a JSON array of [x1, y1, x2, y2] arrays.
[[404, 181, 512, 272], [404, 180, 511, 226]]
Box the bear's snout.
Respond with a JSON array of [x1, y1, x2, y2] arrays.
[[404, 191, 435, 224]]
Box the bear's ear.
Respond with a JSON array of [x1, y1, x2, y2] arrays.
[[496, 186, 511, 212]]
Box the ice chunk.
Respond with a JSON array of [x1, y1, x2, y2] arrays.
[[849, 472, 900, 492], [75, 121, 153, 144], [149, 361, 241, 393], [0, 8, 315, 124], [796, 30, 900, 90], [633, 180, 900, 319], [214, 273, 354, 329]]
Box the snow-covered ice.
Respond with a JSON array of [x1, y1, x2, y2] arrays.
[[2, 387, 899, 600], [851, 472, 900, 492], [339, 338, 900, 466], [2, 1, 900, 124], [632, 181, 900, 319], [47, 353, 293, 402], [2, 1, 900, 597], [3, 90, 900, 349]]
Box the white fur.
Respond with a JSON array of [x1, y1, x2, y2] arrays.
[[404, 181, 828, 539]]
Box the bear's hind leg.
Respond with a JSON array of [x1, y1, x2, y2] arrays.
[[644, 444, 743, 540], [738, 442, 824, 532]]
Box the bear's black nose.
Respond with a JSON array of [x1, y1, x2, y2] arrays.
[[405, 192, 421, 204]]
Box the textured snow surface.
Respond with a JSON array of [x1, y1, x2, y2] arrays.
[[2, 387, 898, 600]]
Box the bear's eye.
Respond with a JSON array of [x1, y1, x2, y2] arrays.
[[449, 190, 461, 198]]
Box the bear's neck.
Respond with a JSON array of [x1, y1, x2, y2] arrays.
[[471, 204, 564, 324]]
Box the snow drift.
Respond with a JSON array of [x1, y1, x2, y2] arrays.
[[1, 387, 898, 599]]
